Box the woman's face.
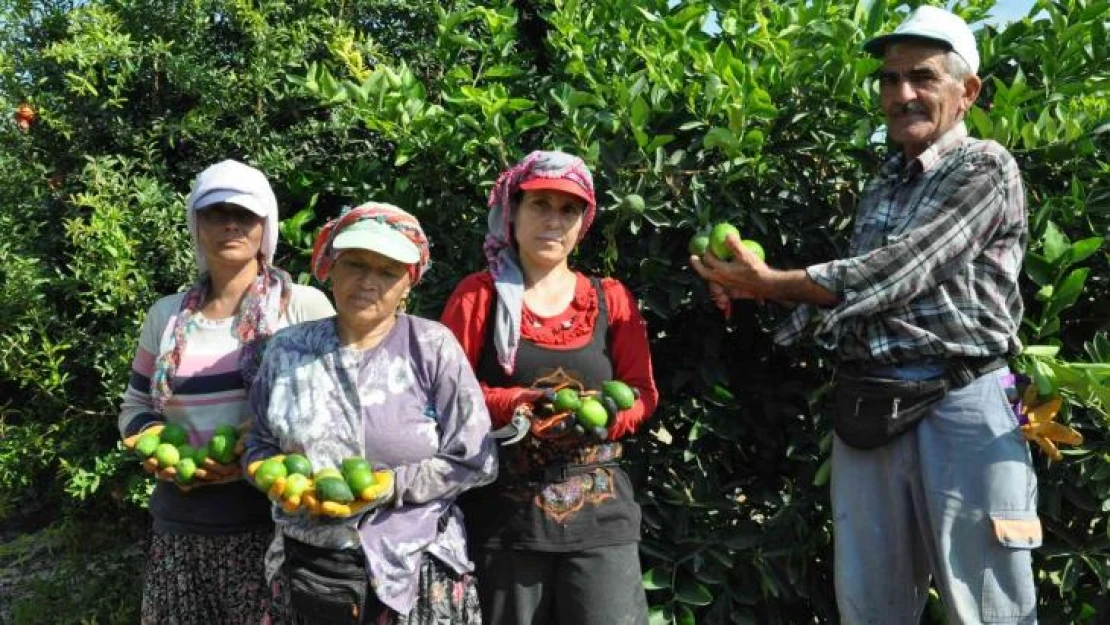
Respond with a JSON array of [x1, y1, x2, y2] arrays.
[[329, 249, 412, 329], [512, 189, 586, 271], [195, 203, 264, 269]]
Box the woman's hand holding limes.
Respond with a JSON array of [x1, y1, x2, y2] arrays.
[[316, 469, 395, 518]]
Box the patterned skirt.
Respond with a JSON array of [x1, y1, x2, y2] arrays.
[[141, 528, 272, 625], [266, 553, 482, 625]]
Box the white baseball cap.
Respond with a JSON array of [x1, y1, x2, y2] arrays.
[[188, 160, 276, 217], [864, 5, 980, 75], [332, 218, 421, 264]]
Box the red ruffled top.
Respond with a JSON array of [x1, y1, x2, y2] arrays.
[[440, 271, 658, 440]]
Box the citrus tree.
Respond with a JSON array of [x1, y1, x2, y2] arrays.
[[0, 0, 1106, 622]]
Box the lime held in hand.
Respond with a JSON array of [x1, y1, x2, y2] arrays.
[[708, 223, 741, 260], [135, 433, 160, 458]]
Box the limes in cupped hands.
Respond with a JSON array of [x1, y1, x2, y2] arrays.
[[160, 422, 188, 447], [284, 453, 313, 476], [154, 443, 180, 469], [135, 433, 160, 458], [254, 458, 288, 491], [709, 223, 741, 260], [575, 397, 610, 428]]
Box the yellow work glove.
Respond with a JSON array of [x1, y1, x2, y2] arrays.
[[1019, 386, 1083, 461]]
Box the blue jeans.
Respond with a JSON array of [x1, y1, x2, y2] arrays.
[[831, 368, 1039, 624]]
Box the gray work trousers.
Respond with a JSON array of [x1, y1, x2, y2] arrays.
[[473, 543, 649, 625]]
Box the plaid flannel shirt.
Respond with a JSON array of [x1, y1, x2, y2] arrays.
[[774, 123, 1027, 364]]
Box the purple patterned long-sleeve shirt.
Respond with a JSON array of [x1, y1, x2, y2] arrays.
[[775, 123, 1027, 363], [245, 314, 497, 615]]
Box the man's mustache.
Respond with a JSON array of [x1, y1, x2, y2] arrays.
[[894, 101, 927, 115]]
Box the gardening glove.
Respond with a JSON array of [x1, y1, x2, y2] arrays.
[[121, 423, 164, 451], [193, 457, 242, 483], [315, 470, 396, 518], [122, 424, 180, 482], [1019, 386, 1083, 461]]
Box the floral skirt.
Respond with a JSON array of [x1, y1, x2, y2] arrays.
[[266, 553, 482, 625], [141, 527, 271, 625]]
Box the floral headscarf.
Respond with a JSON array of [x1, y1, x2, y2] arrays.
[[311, 202, 431, 285], [485, 150, 596, 375], [150, 161, 291, 411]]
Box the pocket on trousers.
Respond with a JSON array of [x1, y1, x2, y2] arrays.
[[981, 512, 1040, 623]]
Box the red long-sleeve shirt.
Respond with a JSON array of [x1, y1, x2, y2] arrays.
[[440, 271, 659, 440]]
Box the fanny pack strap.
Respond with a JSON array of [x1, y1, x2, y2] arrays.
[[945, 357, 1008, 389]]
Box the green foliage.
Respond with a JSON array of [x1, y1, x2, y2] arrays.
[[0, 0, 1106, 622]]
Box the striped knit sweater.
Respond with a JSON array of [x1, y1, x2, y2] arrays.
[[119, 283, 334, 534]]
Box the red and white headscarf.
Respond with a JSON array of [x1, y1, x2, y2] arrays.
[[484, 150, 596, 375], [311, 202, 431, 284]]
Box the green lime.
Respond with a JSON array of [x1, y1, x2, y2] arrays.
[[160, 422, 188, 447], [742, 239, 766, 262], [316, 476, 355, 503], [688, 233, 710, 256], [346, 467, 376, 494], [213, 424, 239, 441], [575, 397, 609, 428], [176, 444, 196, 461], [341, 457, 371, 479], [154, 443, 180, 469], [601, 380, 636, 411], [284, 453, 313, 476], [208, 433, 236, 464], [193, 444, 210, 465], [134, 433, 160, 458], [709, 222, 741, 260], [283, 473, 311, 500], [553, 388, 582, 412], [620, 193, 646, 214], [314, 467, 344, 481], [175, 458, 197, 484], [254, 458, 288, 491]]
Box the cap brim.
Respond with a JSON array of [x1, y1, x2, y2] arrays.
[[864, 32, 954, 57], [518, 178, 594, 206], [193, 190, 268, 216], [332, 224, 421, 265]]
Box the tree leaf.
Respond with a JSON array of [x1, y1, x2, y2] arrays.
[[1041, 221, 1069, 262]]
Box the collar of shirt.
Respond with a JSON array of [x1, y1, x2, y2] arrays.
[[878, 122, 969, 182]]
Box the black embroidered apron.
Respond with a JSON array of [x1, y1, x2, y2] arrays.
[[461, 278, 641, 551]]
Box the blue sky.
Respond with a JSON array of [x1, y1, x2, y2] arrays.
[[987, 0, 1038, 25], [688, 0, 1040, 34]]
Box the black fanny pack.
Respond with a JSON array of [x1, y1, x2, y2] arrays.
[[283, 538, 382, 625], [832, 357, 1006, 450]]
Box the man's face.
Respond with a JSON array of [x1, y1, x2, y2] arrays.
[[879, 42, 978, 159]]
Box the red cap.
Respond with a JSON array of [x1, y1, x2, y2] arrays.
[[518, 176, 594, 207]]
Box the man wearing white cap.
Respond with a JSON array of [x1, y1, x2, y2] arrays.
[[692, 6, 1038, 623]]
